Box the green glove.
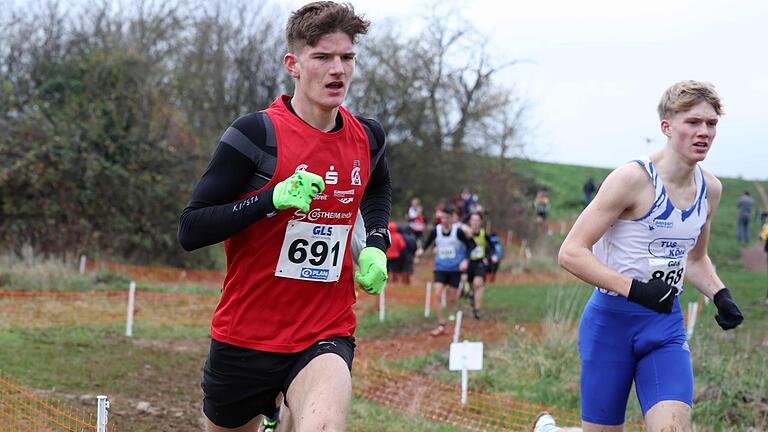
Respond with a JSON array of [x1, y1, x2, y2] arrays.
[[355, 247, 388, 295], [272, 171, 325, 213]]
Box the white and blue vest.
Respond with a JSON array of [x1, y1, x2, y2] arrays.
[[593, 156, 708, 297], [435, 224, 466, 272]]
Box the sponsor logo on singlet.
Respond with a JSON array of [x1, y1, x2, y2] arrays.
[[334, 189, 355, 204], [351, 167, 361, 186], [325, 165, 338, 185], [653, 220, 674, 229], [648, 238, 696, 259], [294, 208, 353, 222]]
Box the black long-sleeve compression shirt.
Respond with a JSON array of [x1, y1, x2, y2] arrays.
[[177, 99, 392, 252]]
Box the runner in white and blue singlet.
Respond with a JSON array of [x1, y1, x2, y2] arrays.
[[418, 205, 473, 336], [535, 81, 744, 432]]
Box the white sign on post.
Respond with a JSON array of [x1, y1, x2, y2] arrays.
[[449, 341, 484, 371], [449, 341, 484, 405]]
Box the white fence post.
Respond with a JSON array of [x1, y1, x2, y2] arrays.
[[461, 365, 468, 405], [453, 311, 463, 343], [126, 281, 136, 337], [686, 301, 699, 338], [424, 282, 432, 318], [96, 395, 109, 432], [449, 340, 483, 407], [79, 255, 87, 274]]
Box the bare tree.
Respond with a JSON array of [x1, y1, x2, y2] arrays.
[[348, 8, 528, 218]]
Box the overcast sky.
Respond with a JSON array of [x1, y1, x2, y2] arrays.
[[288, 0, 767, 180]]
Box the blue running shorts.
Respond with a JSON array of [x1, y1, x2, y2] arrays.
[[578, 291, 692, 425]]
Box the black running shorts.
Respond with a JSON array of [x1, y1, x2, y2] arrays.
[[433, 270, 462, 288], [201, 336, 355, 428], [467, 260, 486, 281]]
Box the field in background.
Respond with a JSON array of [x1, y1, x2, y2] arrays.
[[1, 159, 767, 431], [513, 159, 768, 271], [0, 255, 766, 431]]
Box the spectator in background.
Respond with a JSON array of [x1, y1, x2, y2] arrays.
[[737, 191, 754, 243], [433, 199, 446, 227], [468, 195, 483, 215], [760, 211, 768, 253], [386, 221, 406, 284], [761, 214, 768, 302], [454, 192, 467, 221], [407, 197, 426, 248], [761, 216, 768, 252], [534, 190, 551, 222], [487, 232, 504, 283], [583, 177, 596, 208], [462, 191, 478, 221], [398, 223, 417, 285]]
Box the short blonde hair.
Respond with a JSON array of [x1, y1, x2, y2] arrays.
[[657, 80, 723, 120]]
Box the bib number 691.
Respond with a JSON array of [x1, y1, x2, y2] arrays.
[[275, 221, 351, 282], [288, 239, 340, 267]]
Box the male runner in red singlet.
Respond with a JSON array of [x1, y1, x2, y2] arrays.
[[178, 3, 391, 431]]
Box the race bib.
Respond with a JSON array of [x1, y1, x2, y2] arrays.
[[647, 257, 686, 295], [437, 245, 456, 260], [275, 221, 351, 282], [470, 246, 484, 260]]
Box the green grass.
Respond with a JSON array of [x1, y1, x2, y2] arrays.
[[357, 308, 436, 339], [511, 158, 612, 222], [0, 325, 205, 391], [348, 398, 458, 431], [0, 254, 222, 297], [1, 269, 766, 430], [512, 158, 768, 271], [0, 324, 208, 431], [371, 271, 768, 430], [0, 256, 124, 292]]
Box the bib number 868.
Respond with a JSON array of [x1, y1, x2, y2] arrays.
[[651, 268, 683, 286], [288, 239, 341, 267]]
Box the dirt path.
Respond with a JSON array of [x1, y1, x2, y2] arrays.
[[357, 320, 516, 362], [742, 244, 768, 272], [737, 182, 768, 273], [753, 181, 768, 208]]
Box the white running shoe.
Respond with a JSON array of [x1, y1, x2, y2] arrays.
[[532, 411, 560, 432]]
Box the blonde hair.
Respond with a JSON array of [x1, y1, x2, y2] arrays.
[[657, 80, 723, 120]]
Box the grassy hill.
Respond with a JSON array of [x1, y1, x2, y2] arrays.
[[512, 158, 768, 271]]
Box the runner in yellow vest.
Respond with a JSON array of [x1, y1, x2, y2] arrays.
[[465, 212, 498, 320]]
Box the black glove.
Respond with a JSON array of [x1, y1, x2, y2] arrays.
[[627, 278, 676, 314], [713, 288, 744, 330]]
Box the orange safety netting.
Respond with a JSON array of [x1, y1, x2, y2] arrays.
[[0, 290, 217, 329], [0, 291, 125, 328], [353, 362, 645, 431], [86, 261, 223, 288], [0, 371, 100, 431]]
